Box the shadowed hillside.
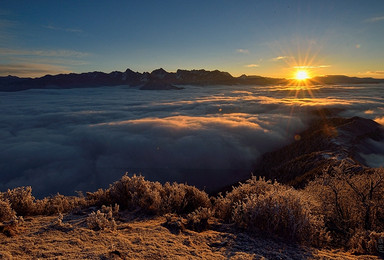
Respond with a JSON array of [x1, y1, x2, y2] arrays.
[[254, 115, 384, 187]]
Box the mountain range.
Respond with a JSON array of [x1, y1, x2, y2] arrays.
[[1, 68, 383, 91]]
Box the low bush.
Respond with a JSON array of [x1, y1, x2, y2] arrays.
[[87, 209, 117, 231], [213, 176, 275, 221], [0, 174, 211, 217], [161, 182, 211, 214], [104, 174, 211, 215], [213, 176, 328, 245], [86, 188, 109, 207], [305, 165, 384, 251], [186, 207, 212, 232], [39, 194, 88, 215], [348, 229, 384, 255], [108, 174, 163, 214], [0, 187, 88, 216], [0, 199, 16, 222], [231, 181, 327, 244], [1, 187, 36, 216]]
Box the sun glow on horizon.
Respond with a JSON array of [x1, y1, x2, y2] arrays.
[[295, 70, 310, 80]]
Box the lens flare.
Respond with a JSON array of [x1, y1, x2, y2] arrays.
[[295, 70, 309, 80]]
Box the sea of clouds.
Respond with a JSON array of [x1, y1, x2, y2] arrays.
[[1, 84, 383, 197]]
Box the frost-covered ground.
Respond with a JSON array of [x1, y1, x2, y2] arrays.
[[1, 84, 383, 196], [0, 213, 379, 260]]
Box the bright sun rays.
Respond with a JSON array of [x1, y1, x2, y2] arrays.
[[270, 46, 327, 126], [295, 70, 310, 80]]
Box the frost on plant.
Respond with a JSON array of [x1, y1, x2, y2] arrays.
[[87, 208, 117, 231]]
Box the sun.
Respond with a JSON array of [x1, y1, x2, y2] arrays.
[[295, 70, 310, 80]]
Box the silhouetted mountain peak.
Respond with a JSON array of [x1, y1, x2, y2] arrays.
[[1, 68, 384, 92], [151, 68, 168, 76]]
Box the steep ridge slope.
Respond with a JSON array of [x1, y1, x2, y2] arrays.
[[254, 115, 384, 187]]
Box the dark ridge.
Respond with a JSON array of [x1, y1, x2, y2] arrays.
[[310, 75, 384, 84], [253, 116, 383, 187], [2, 68, 383, 92]]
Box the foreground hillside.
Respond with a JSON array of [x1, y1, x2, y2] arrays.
[[1, 115, 384, 259], [1, 170, 383, 259], [0, 212, 379, 259]]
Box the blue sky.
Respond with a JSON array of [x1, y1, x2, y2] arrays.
[[0, 0, 383, 78]]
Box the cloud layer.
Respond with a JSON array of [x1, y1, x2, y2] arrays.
[[0, 48, 90, 77], [365, 16, 384, 23], [0, 63, 72, 77], [0, 84, 383, 197]]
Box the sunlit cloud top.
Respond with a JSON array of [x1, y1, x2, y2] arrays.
[[271, 56, 291, 62], [245, 64, 259, 68]]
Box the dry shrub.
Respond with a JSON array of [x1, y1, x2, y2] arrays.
[[86, 188, 109, 206], [161, 182, 211, 214], [348, 229, 384, 255], [305, 166, 384, 251], [106, 174, 210, 215], [1, 187, 36, 216], [186, 207, 212, 232], [181, 185, 211, 214], [39, 194, 88, 215], [0, 174, 210, 217], [0, 199, 16, 222], [160, 182, 187, 213], [87, 209, 117, 231], [232, 182, 327, 244], [108, 174, 163, 213], [213, 177, 278, 221], [101, 204, 120, 221], [1, 187, 88, 216], [213, 176, 329, 245]]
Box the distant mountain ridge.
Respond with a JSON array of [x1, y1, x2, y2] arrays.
[[0, 68, 383, 91], [310, 75, 384, 84]]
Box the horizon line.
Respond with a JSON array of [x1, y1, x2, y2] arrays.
[[2, 67, 384, 81]]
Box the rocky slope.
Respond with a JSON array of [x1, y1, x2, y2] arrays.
[[254, 114, 384, 187]]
